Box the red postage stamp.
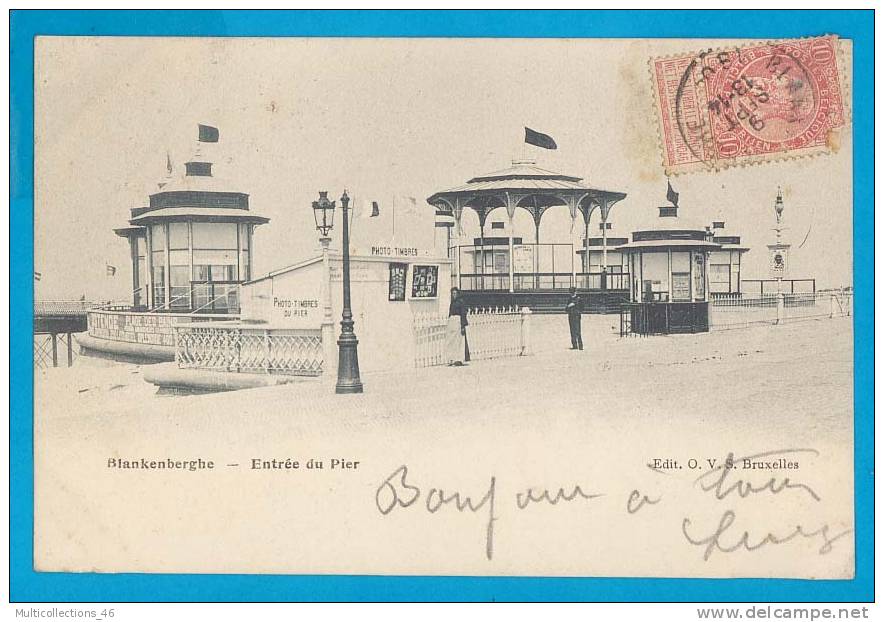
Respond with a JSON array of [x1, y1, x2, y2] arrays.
[[652, 36, 848, 174]]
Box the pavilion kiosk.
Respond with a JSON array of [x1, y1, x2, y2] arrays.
[[240, 251, 452, 374], [113, 125, 269, 313], [619, 202, 720, 335]]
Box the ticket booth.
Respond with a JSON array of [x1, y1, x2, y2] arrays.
[[619, 204, 720, 334], [241, 250, 452, 373]]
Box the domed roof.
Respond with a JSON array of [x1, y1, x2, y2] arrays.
[[435, 160, 591, 193], [427, 159, 627, 211]]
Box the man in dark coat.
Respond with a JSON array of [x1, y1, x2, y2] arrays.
[[565, 287, 583, 350]]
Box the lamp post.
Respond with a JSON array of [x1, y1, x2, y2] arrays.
[[312, 192, 336, 381], [334, 190, 363, 394], [768, 187, 790, 323]]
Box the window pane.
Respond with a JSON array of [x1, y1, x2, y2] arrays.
[[193, 265, 210, 282], [152, 286, 165, 307], [671, 251, 691, 273], [170, 265, 190, 287], [211, 264, 237, 281], [192, 222, 237, 249], [136, 236, 146, 257], [152, 264, 165, 285], [170, 287, 190, 308], [150, 225, 165, 250], [240, 224, 250, 249], [193, 249, 237, 265], [192, 283, 210, 310], [169, 222, 189, 249], [169, 249, 189, 267], [241, 250, 250, 281]]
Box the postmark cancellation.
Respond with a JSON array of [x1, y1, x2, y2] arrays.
[[651, 36, 849, 174]]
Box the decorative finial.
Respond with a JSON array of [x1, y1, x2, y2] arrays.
[[774, 186, 785, 224]]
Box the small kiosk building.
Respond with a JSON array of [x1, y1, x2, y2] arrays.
[[619, 202, 720, 334], [114, 126, 269, 313]]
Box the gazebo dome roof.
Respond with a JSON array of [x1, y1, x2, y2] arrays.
[[434, 160, 594, 194], [427, 159, 627, 213]]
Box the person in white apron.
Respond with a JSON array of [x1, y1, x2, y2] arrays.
[[446, 287, 468, 366]]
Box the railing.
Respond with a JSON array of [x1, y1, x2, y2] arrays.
[[413, 306, 531, 368], [457, 271, 629, 292], [710, 290, 852, 331], [34, 300, 118, 317], [173, 324, 323, 376], [86, 308, 238, 348], [742, 278, 816, 296]]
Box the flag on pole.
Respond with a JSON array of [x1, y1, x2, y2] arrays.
[[34, 271, 41, 281], [524, 127, 557, 150], [370, 201, 380, 217], [666, 180, 679, 207], [106, 264, 117, 277], [198, 124, 219, 143]]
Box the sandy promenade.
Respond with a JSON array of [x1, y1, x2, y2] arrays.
[[33, 315, 855, 578]]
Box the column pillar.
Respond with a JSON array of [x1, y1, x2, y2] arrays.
[[320, 237, 336, 382], [164, 223, 171, 309], [145, 227, 154, 309], [600, 199, 610, 290], [583, 207, 590, 288], [478, 211, 486, 291], [505, 193, 515, 293], [533, 209, 542, 290]]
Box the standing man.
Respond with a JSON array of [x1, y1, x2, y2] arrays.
[[446, 287, 469, 366], [566, 287, 583, 350]]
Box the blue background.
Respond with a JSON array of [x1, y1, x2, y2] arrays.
[[10, 10, 874, 602]]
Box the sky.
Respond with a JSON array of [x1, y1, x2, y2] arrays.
[[33, 37, 853, 301]]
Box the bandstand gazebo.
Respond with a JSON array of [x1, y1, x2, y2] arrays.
[[427, 160, 627, 311]]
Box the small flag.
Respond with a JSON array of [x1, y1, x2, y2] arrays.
[[403, 195, 420, 216], [166, 151, 173, 175], [198, 124, 219, 143], [106, 264, 117, 277], [371, 201, 380, 217], [666, 180, 679, 207], [34, 271, 41, 281], [524, 127, 557, 150]]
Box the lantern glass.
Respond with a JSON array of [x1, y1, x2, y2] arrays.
[[312, 191, 335, 236]]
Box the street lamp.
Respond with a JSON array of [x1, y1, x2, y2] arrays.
[[334, 190, 363, 393], [312, 192, 336, 379], [312, 191, 335, 238]]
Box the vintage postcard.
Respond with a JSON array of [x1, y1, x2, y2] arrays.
[[32, 35, 855, 579]]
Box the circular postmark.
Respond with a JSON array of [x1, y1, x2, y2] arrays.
[[673, 38, 842, 168]]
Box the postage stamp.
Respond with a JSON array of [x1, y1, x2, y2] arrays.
[[651, 36, 848, 174]]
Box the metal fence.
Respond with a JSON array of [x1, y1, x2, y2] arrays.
[[413, 306, 531, 368], [710, 290, 852, 331], [173, 324, 324, 376], [87, 309, 238, 348]]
